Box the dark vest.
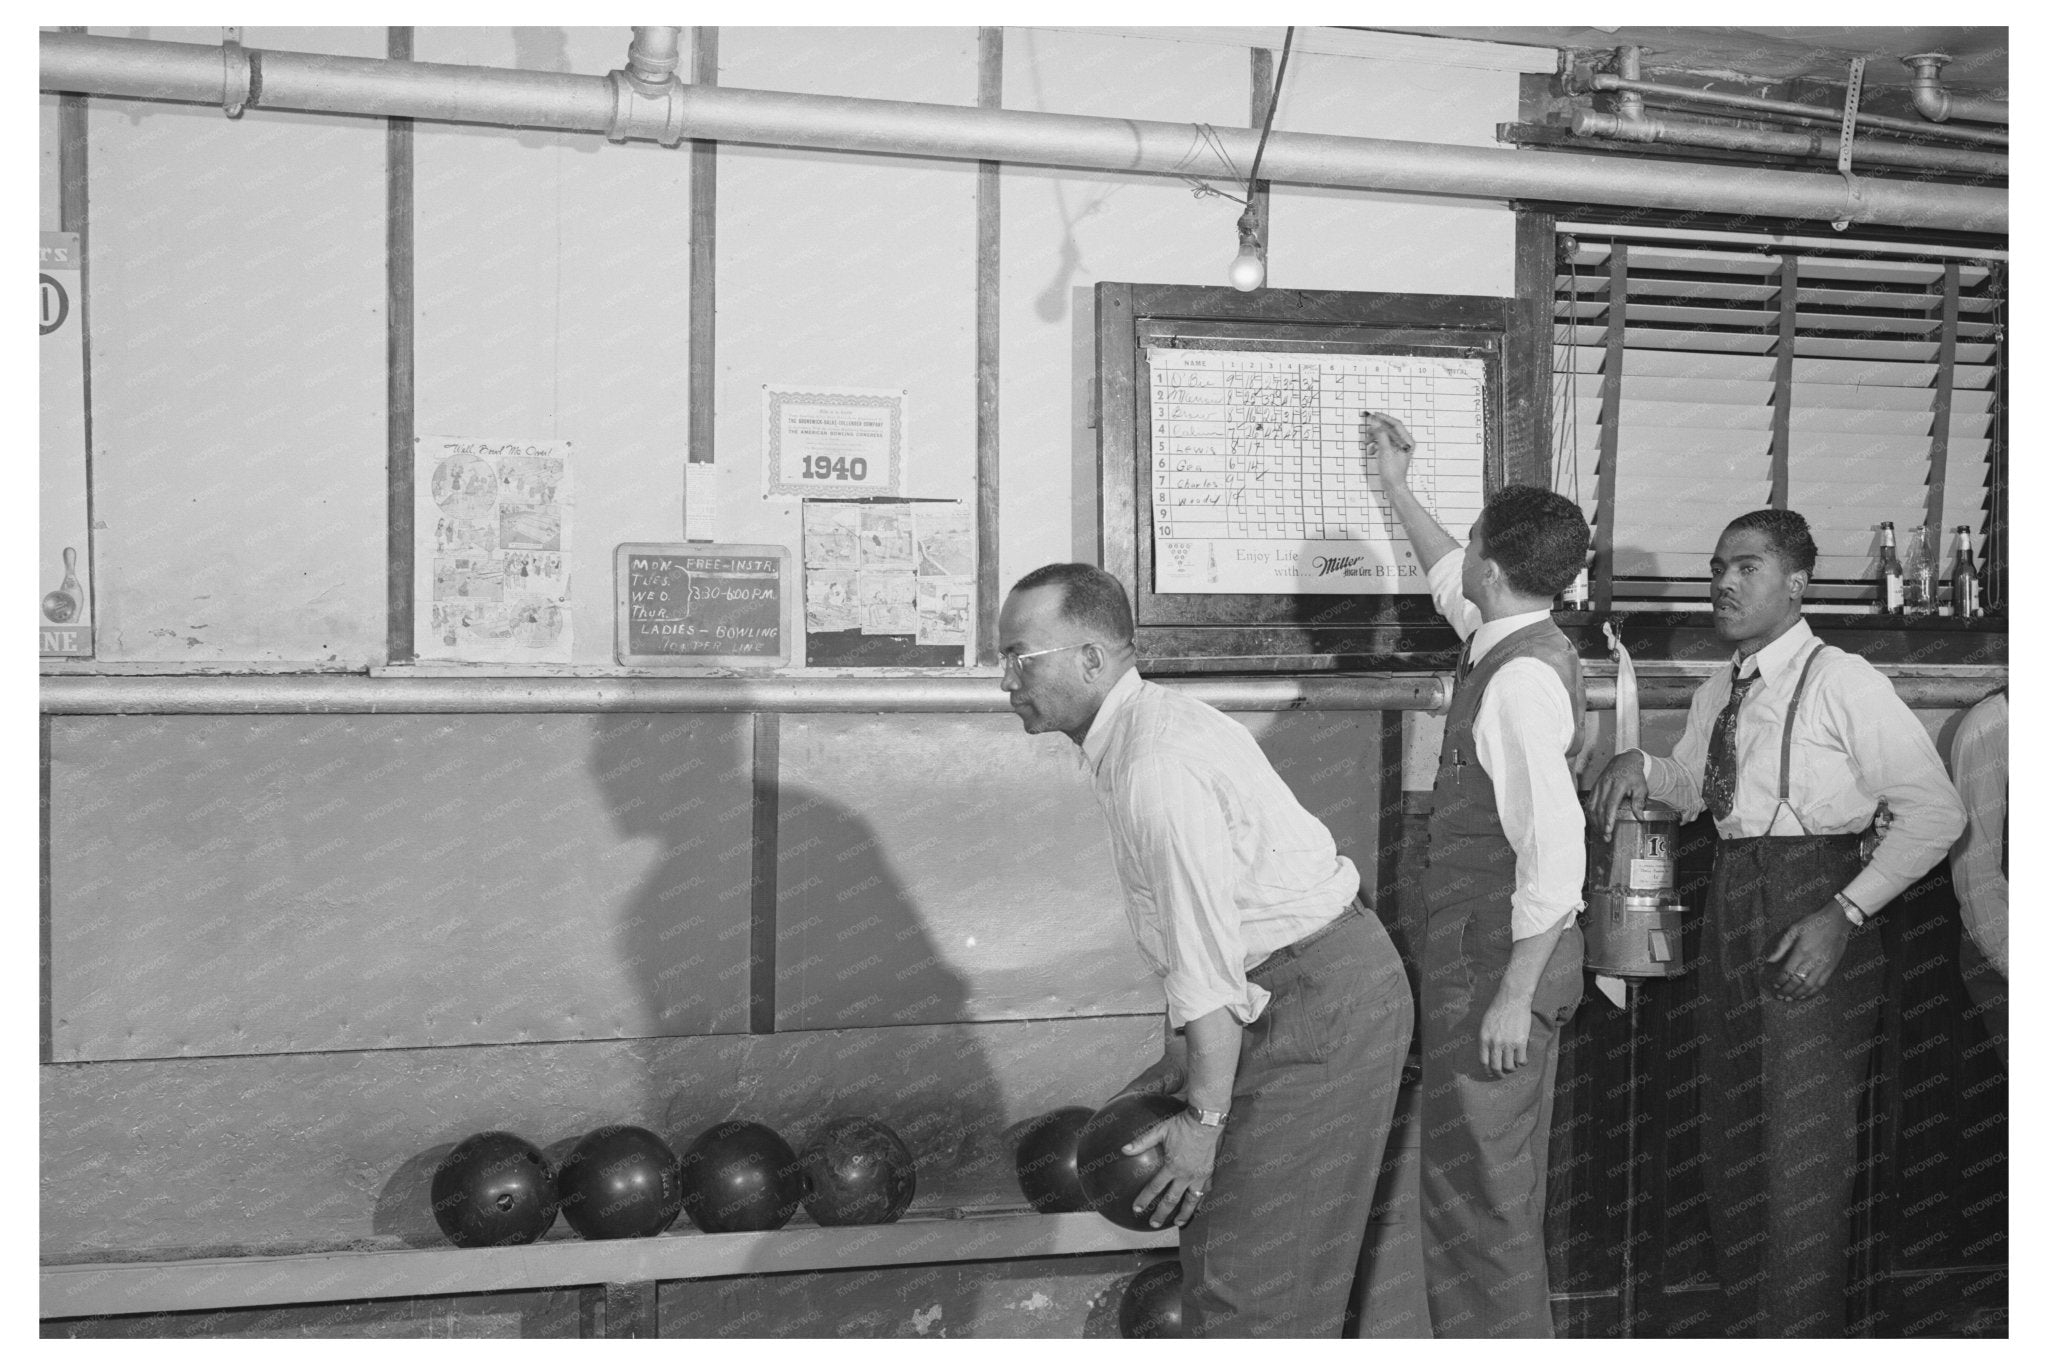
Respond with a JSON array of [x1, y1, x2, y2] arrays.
[[1430, 616, 1587, 846]]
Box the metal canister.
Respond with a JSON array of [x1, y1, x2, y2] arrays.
[[1583, 800, 1688, 977]]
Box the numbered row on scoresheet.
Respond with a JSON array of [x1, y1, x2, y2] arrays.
[[1149, 382, 1483, 405], [1151, 421, 1480, 443]]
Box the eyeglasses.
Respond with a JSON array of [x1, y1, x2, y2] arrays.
[[997, 642, 1094, 676]]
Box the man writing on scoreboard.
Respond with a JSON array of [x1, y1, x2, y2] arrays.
[[996, 563, 1413, 1336], [1363, 411, 1589, 1338]]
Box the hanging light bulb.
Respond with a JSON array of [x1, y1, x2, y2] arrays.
[[1229, 205, 1266, 292]]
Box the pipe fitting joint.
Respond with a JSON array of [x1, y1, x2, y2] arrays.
[[623, 25, 683, 96], [606, 69, 688, 146], [1902, 53, 1953, 121], [1572, 109, 1653, 142], [220, 38, 254, 119]]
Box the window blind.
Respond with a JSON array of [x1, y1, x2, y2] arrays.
[[1552, 229, 2003, 608]]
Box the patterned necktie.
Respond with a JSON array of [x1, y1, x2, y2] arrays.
[[1703, 666, 1760, 822]]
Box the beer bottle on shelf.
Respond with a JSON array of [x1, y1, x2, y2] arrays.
[[1876, 522, 1905, 613], [1901, 525, 1935, 616], [1951, 525, 1982, 619], [1560, 550, 1592, 611]]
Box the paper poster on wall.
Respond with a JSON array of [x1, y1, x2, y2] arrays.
[[762, 385, 906, 500], [1147, 347, 1486, 595], [40, 232, 93, 657], [801, 500, 975, 645], [414, 435, 573, 663], [684, 461, 720, 542]]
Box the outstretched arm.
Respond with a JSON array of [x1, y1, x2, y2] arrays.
[[1363, 411, 1460, 572]]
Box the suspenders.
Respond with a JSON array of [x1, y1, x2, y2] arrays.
[[1770, 641, 1833, 830]]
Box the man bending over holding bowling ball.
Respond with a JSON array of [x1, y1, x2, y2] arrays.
[[998, 563, 1412, 1337], [1364, 412, 1589, 1338]]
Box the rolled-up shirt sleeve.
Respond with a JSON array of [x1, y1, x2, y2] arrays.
[[1949, 699, 2008, 974], [1425, 548, 1482, 641], [1473, 658, 1587, 939], [1117, 754, 1271, 1028], [1639, 687, 1713, 823], [1826, 665, 1966, 914]]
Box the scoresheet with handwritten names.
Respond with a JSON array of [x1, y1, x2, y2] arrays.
[[1147, 347, 1486, 594]]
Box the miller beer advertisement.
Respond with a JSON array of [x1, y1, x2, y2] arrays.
[[41, 231, 92, 656]]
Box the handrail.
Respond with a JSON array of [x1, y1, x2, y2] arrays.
[[38, 666, 2004, 716]]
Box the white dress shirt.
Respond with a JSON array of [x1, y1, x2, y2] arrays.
[[1948, 691, 2007, 975], [1428, 550, 1587, 941], [1082, 667, 1361, 1029], [1636, 617, 1965, 915]]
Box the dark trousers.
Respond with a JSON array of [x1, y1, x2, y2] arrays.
[[1417, 853, 1584, 1338], [1957, 934, 2008, 1070], [1700, 834, 1884, 1337], [1182, 903, 1413, 1337]]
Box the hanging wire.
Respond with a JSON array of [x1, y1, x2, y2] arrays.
[[1176, 123, 1249, 203], [1245, 27, 1295, 197]]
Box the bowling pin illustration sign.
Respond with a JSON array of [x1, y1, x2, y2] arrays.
[[41, 232, 92, 657]]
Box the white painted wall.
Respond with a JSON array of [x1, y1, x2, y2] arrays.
[[412, 26, 694, 668], [50, 25, 1533, 665], [82, 26, 388, 664], [712, 27, 981, 666]]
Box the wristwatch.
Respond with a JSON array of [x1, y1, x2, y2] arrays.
[[1191, 1107, 1230, 1128], [1834, 892, 1869, 928]]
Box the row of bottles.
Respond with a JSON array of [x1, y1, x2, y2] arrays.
[[1877, 521, 1985, 618]]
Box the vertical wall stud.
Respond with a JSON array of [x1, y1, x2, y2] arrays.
[[688, 28, 720, 485], [748, 713, 780, 1034], [975, 27, 1003, 663], [386, 26, 416, 665], [1509, 210, 1556, 488]]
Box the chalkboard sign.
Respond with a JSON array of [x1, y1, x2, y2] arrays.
[[615, 542, 792, 668]]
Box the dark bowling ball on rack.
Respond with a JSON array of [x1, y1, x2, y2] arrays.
[[429, 1130, 559, 1248], [1118, 1259, 1186, 1338], [554, 1124, 683, 1239], [798, 1116, 918, 1226], [1076, 1092, 1187, 1231], [1013, 1106, 1094, 1213], [679, 1119, 804, 1233]]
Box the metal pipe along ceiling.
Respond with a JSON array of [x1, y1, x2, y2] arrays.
[[1588, 73, 2007, 147], [1572, 109, 2009, 178], [1902, 53, 2009, 126], [41, 31, 2005, 235]]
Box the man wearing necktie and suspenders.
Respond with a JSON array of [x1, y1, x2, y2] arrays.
[[1592, 509, 1964, 1337]]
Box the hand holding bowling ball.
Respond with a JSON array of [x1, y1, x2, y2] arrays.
[[429, 1130, 559, 1248], [1076, 1092, 1187, 1231], [554, 1124, 683, 1239], [798, 1116, 917, 1226]]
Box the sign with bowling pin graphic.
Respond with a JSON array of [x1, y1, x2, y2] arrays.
[[41, 232, 92, 657]]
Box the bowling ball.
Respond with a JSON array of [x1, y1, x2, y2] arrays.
[[798, 1116, 917, 1226], [1013, 1106, 1093, 1213], [679, 1119, 803, 1233], [554, 1124, 683, 1239], [429, 1130, 558, 1248], [1118, 1259, 1186, 1338], [1076, 1092, 1186, 1231]]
